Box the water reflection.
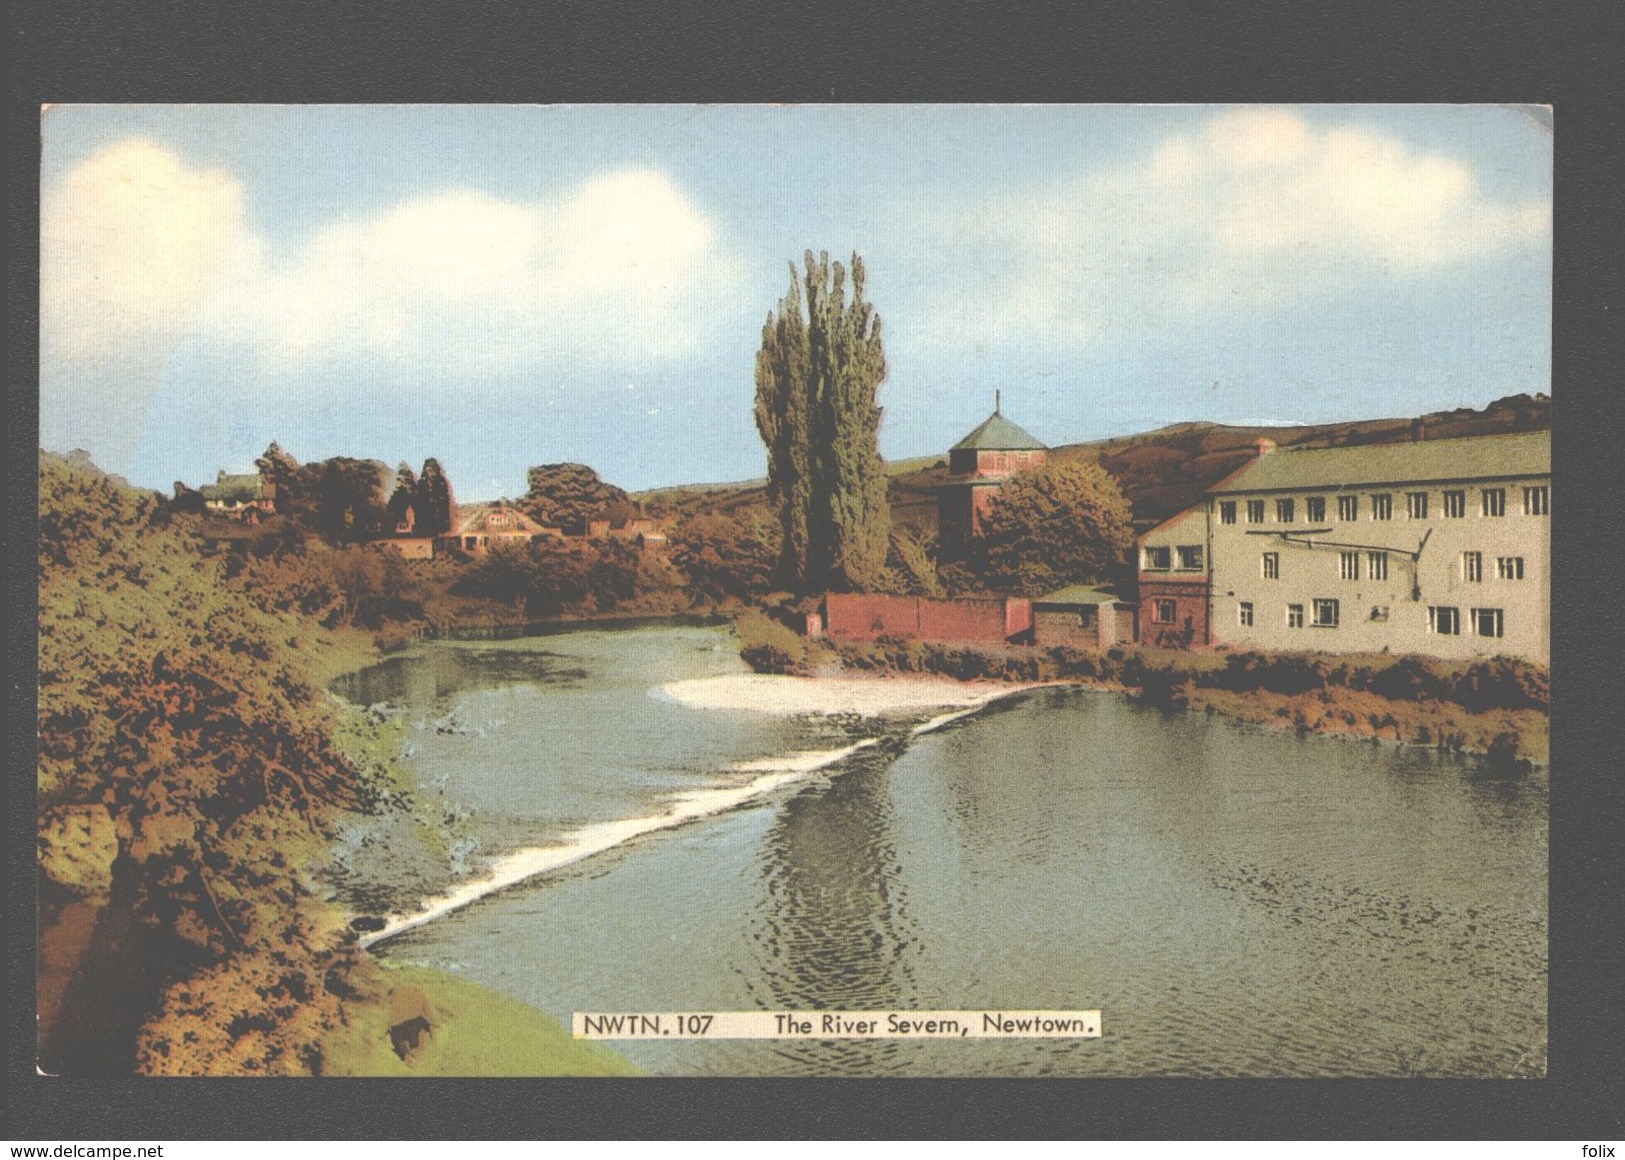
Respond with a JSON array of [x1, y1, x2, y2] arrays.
[[366, 630, 1547, 1077], [745, 744, 918, 1074]]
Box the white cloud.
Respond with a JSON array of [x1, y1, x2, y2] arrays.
[[919, 107, 1550, 346], [43, 143, 740, 417], [40, 139, 257, 471], [211, 168, 738, 372]]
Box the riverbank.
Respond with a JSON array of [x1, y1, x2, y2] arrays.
[[736, 613, 1549, 765], [322, 961, 639, 1076]]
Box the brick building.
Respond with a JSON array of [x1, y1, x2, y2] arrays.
[[935, 398, 1048, 562]]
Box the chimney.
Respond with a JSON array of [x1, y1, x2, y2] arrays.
[[1254, 438, 1277, 458]]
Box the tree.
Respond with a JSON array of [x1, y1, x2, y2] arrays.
[[385, 463, 418, 531], [254, 442, 313, 522], [973, 457, 1135, 594], [313, 458, 391, 543], [414, 458, 454, 537], [669, 507, 782, 603], [519, 463, 630, 535], [754, 250, 891, 593]]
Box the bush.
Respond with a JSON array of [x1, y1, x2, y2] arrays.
[[735, 610, 807, 674]]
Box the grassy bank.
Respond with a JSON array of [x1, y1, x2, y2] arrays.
[[736, 614, 1549, 765], [322, 962, 640, 1077]]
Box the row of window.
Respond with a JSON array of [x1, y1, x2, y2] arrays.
[[1142, 544, 1202, 571], [1218, 485, 1549, 526], [1257, 551, 1527, 582], [1233, 600, 1506, 637]]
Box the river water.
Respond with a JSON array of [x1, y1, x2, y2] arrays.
[[333, 623, 1547, 1077]]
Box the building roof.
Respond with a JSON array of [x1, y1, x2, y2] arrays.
[[1207, 431, 1550, 495], [950, 411, 1047, 452], [450, 503, 550, 537], [1034, 584, 1124, 606], [199, 472, 261, 503]]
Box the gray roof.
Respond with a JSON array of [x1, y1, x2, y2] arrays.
[[1208, 431, 1549, 495], [951, 411, 1047, 451]]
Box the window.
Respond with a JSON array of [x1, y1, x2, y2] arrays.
[[1306, 496, 1326, 523], [1176, 545, 1203, 571], [1367, 551, 1388, 581], [1262, 552, 1279, 580], [1143, 546, 1171, 571], [1443, 490, 1466, 518], [1338, 495, 1359, 521], [1340, 551, 1360, 580], [1481, 488, 1506, 517], [1246, 499, 1265, 524], [1287, 604, 1304, 629], [1428, 606, 1461, 635], [1219, 500, 1237, 525], [1311, 598, 1340, 628], [1497, 556, 1525, 580], [1238, 601, 1254, 627], [1462, 551, 1483, 582], [1472, 607, 1504, 638], [1152, 599, 1177, 625], [1407, 491, 1429, 519], [1370, 493, 1393, 521], [1524, 486, 1549, 515], [1276, 498, 1295, 523]]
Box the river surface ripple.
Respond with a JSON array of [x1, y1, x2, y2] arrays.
[[334, 624, 1547, 1077]]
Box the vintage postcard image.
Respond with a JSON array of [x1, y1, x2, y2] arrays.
[[37, 104, 1550, 1077]]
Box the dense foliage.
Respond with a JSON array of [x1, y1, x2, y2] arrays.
[[519, 463, 634, 534], [667, 507, 782, 603], [972, 457, 1135, 593], [38, 453, 388, 1074], [755, 250, 891, 592]]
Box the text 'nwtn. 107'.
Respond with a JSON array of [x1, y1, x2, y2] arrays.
[[572, 1010, 1101, 1040]]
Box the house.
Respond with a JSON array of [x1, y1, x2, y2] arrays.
[[446, 503, 559, 554], [198, 470, 274, 521], [1031, 585, 1137, 650], [935, 395, 1048, 562], [1137, 430, 1550, 663], [585, 516, 672, 547]]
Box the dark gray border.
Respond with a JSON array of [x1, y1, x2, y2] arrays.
[[10, 0, 1623, 1139]]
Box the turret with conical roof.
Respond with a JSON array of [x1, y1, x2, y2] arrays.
[[936, 395, 1049, 562]]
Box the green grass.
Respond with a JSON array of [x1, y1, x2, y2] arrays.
[[322, 963, 642, 1076]]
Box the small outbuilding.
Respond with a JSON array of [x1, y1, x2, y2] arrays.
[[1031, 585, 1137, 650]]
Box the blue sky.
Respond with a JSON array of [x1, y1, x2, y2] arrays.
[[40, 104, 1551, 500]]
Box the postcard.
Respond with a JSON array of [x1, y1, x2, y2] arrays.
[[36, 104, 1550, 1079]]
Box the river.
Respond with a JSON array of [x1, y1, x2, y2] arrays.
[[332, 623, 1547, 1077]]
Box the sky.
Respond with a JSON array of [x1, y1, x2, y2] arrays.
[[39, 104, 1552, 500]]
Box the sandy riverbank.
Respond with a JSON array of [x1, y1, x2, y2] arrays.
[[660, 672, 1038, 717]]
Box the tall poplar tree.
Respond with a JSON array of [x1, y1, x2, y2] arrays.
[[415, 458, 454, 537], [754, 250, 891, 593]]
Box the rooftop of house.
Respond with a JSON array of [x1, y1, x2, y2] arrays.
[[199, 472, 261, 503], [950, 410, 1048, 453], [1207, 430, 1550, 495]]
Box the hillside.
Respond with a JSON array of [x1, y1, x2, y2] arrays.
[[640, 392, 1552, 535]]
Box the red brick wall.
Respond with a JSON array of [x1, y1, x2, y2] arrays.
[[1137, 576, 1210, 649], [823, 593, 1032, 644]]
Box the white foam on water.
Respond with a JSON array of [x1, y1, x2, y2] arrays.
[[359, 677, 1050, 948], [359, 738, 879, 948]]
